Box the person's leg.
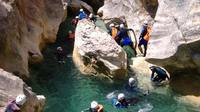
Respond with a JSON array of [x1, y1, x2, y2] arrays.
[[138, 41, 144, 54]]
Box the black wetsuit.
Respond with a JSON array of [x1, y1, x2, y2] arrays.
[[151, 66, 170, 82]]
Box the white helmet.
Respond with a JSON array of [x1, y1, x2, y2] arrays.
[[120, 24, 124, 28], [68, 30, 72, 33], [118, 93, 125, 100], [80, 8, 84, 12], [109, 23, 114, 27], [91, 101, 98, 109], [89, 13, 93, 18], [144, 20, 148, 25], [57, 46, 62, 51], [75, 16, 79, 19], [16, 94, 26, 106], [129, 77, 136, 87]]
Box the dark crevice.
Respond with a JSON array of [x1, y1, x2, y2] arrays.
[[141, 0, 158, 18]]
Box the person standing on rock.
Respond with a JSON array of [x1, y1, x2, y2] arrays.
[[5, 94, 26, 112], [79, 9, 87, 20], [109, 23, 118, 39], [149, 65, 170, 83], [138, 20, 151, 57]]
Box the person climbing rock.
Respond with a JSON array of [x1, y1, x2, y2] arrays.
[[89, 101, 104, 112], [5, 94, 26, 112], [115, 24, 137, 57], [112, 93, 128, 108], [138, 20, 151, 57], [150, 65, 170, 83], [56, 46, 65, 64], [109, 23, 118, 39], [71, 16, 79, 27], [94, 10, 108, 32], [79, 9, 87, 20]]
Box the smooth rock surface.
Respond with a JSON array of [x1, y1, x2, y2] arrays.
[[0, 0, 64, 79], [146, 0, 200, 73], [0, 68, 45, 112], [73, 19, 127, 79]]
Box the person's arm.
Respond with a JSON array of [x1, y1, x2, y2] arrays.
[[97, 104, 104, 112], [151, 69, 156, 80]]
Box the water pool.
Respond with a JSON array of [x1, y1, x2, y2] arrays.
[[27, 44, 200, 112]]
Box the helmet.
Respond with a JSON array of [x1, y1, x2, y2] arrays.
[[120, 24, 124, 28], [109, 23, 114, 27], [149, 64, 154, 70], [118, 93, 125, 100], [75, 16, 79, 19], [89, 13, 93, 18], [80, 8, 84, 12], [91, 101, 98, 109], [144, 20, 148, 25], [129, 77, 136, 87], [68, 30, 72, 34], [16, 94, 26, 106], [57, 46, 62, 51]]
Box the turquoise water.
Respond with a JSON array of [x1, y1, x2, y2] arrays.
[[27, 17, 200, 112], [28, 44, 200, 112]]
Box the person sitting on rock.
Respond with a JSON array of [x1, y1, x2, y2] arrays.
[[5, 94, 26, 112], [90, 101, 104, 112], [71, 16, 79, 27], [56, 46, 65, 64], [138, 20, 151, 57], [115, 24, 136, 52], [150, 65, 170, 83], [109, 23, 118, 39], [79, 9, 87, 20]]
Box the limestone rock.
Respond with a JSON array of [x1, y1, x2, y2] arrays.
[[73, 19, 127, 79], [0, 0, 64, 78], [98, 0, 154, 35], [146, 0, 200, 73], [0, 68, 45, 112]]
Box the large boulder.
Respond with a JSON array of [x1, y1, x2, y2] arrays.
[[73, 19, 127, 79], [146, 0, 200, 73], [0, 68, 45, 112], [0, 0, 64, 79]]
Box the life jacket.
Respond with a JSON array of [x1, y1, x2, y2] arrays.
[[111, 27, 118, 39], [144, 26, 151, 41], [68, 33, 75, 39]]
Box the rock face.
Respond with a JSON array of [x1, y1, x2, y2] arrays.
[[73, 19, 127, 79], [146, 0, 200, 73], [98, 0, 155, 33], [0, 68, 45, 112], [0, 0, 64, 79]]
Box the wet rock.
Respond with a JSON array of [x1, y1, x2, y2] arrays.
[[0, 0, 64, 78], [73, 19, 127, 79], [0, 68, 45, 112], [146, 0, 200, 74]]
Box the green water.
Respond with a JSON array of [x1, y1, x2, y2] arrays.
[[27, 17, 200, 112], [28, 44, 200, 112]]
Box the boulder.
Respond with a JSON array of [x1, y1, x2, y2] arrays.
[[0, 68, 45, 112], [0, 0, 64, 79], [146, 0, 200, 73], [73, 19, 127, 79]]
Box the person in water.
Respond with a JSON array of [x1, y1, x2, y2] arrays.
[[90, 101, 104, 112], [56, 46, 65, 64], [113, 93, 128, 108], [138, 20, 151, 57], [5, 94, 26, 112], [150, 65, 170, 83]]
